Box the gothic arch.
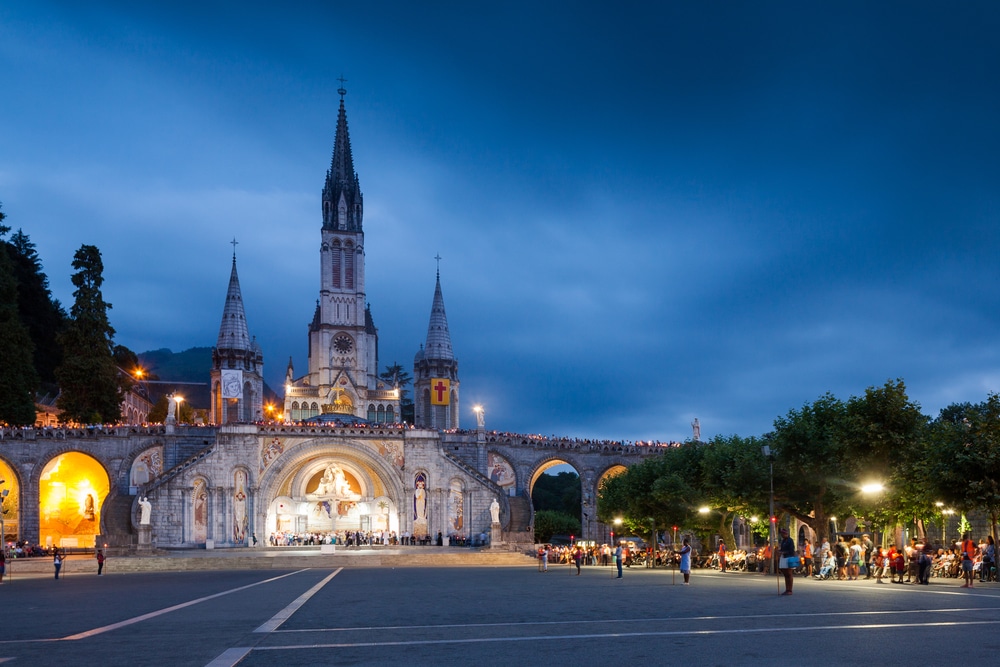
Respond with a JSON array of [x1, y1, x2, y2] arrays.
[[256, 438, 407, 521]]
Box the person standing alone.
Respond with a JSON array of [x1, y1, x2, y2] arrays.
[[679, 538, 692, 585], [53, 548, 63, 580], [96, 549, 105, 576]]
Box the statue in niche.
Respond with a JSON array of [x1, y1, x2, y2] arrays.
[[84, 494, 95, 520]]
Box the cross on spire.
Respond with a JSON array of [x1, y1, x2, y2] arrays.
[[434, 253, 442, 276], [231, 237, 239, 259], [337, 74, 348, 100]]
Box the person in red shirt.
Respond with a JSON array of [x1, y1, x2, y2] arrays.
[[718, 540, 727, 573], [960, 532, 977, 588]]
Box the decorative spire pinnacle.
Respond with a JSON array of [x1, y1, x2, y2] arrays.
[[423, 264, 454, 361], [322, 80, 363, 231], [216, 251, 252, 352]]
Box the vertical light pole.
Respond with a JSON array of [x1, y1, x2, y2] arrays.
[[174, 395, 184, 423], [761, 445, 777, 588]]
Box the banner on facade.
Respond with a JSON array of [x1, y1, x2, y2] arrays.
[[221, 369, 244, 399], [430, 378, 450, 405]]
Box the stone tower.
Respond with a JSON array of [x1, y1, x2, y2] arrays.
[[414, 266, 460, 429], [284, 85, 400, 423], [210, 250, 264, 423]]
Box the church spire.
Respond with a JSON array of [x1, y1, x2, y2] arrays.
[[423, 261, 454, 361], [216, 253, 251, 352], [322, 79, 363, 231]]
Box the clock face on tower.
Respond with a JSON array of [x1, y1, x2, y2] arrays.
[[333, 333, 354, 354]]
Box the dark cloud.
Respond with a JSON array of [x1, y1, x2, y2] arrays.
[[2, 1, 998, 441]]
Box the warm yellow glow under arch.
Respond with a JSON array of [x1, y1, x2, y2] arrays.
[[0, 459, 19, 544], [39, 452, 109, 548]]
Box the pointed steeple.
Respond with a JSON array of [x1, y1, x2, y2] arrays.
[[423, 266, 454, 361], [216, 254, 252, 352], [321, 81, 363, 231]]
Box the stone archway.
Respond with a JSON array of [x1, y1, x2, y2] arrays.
[[257, 439, 406, 543], [0, 457, 20, 544], [38, 451, 110, 549], [527, 459, 582, 541]]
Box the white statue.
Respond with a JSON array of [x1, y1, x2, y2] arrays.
[[312, 464, 360, 501], [166, 395, 177, 423], [139, 496, 152, 525], [692, 417, 701, 441], [490, 498, 500, 524]]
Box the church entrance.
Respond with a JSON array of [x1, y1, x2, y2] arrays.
[[263, 455, 399, 543]]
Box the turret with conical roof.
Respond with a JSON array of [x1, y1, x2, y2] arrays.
[[414, 262, 459, 429], [216, 256, 251, 352], [211, 246, 264, 424]]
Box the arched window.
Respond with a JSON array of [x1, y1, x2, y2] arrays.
[[377, 405, 385, 423], [331, 240, 342, 288], [367, 404, 376, 421], [344, 241, 355, 289], [386, 405, 395, 423]]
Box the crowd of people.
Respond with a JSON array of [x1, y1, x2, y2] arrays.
[[449, 430, 683, 452], [803, 533, 996, 586], [266, 529, 491, 548]]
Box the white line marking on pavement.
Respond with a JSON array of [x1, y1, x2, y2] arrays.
[[60, 569, 311, 641], [203, 647, 252, 667], [254, 568, 342, 633], [251, 619, 1000, 650], [271, 605, 1000, 633]]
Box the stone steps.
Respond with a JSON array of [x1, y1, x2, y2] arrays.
[[4, 550, 536, 576]]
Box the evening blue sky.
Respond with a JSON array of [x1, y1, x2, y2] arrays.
[[1, 2, 998, 442]]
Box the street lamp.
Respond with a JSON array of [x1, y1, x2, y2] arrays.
[[174, 395, 184, 423], [472, 405, 485, 429]]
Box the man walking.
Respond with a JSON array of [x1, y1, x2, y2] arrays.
[[96, 549, 105, 575], [615, 544, 623, 578]]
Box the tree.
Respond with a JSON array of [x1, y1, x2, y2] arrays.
[[769, 393, 851, 542], [598, 444, 706, 538], [6, 228, 67, 387], [0, 225, 39, 425], [533, 510, 581, 543], [924, 396, 1000, 538], [56, 245, 123, 424], [380, 362, 412, 404], [532, 471, 582, 520], [699, 434, 771, 548]]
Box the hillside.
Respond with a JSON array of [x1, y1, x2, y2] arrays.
[[136, 347, 279, 410]]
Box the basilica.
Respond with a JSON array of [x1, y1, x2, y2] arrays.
[[0, 89, 645, 552]]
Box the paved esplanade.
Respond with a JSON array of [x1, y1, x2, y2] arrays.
[[2, 563, 998, 666]]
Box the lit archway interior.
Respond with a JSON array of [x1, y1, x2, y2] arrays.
[[0, 459, 19, 544], [39, 452, 109, 549]]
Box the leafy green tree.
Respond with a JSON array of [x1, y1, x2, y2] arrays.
[[923, 396, 1000, 537], [0, 225, 39, 425], [769, 393, 850, 542], [598, 444, 706, 538], [56, 245, 123, 424], [699, 434, 771, 547], [533, 510, 581, 543], [380, 362, 412, 404]]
